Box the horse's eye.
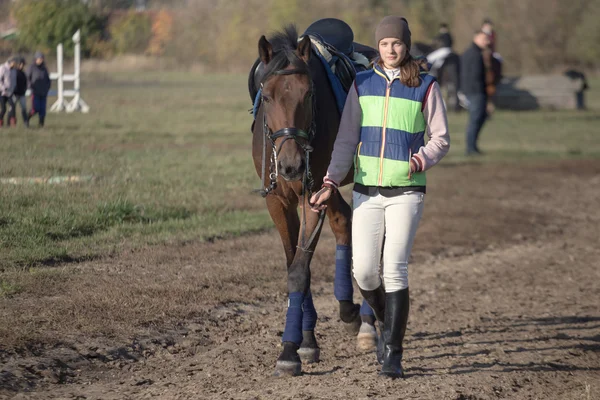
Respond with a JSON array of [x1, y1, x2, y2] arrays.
[[263, 95, 271, 103]]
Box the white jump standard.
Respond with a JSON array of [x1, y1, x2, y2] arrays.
[[49, 29, 90, 113]]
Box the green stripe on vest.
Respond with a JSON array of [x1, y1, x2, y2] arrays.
[[387, 97, 425, 133], [355, 155, 426, 187], [359, 96, 385, 128], [381, 158, 426, 187], [354, 154, 380, 185], [359, 96, 425, 133]]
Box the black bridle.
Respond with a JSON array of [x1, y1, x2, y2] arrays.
[[256, 64, 324, 252], [257, 67, 316, 198]]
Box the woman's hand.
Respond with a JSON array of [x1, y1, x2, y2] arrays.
[[410, 157, 422, 173], [309, 186, 332, 212]]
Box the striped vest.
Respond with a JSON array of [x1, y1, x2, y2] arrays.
[[354, 64, 435, 187]]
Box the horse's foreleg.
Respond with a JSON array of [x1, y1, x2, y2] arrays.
[[327, 191, 378, 351], [297, 290, 320, 364], [266, 195, 299, 268], [275, 196, 324, 377]]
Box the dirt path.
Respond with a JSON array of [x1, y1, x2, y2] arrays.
[[1, 160, 600, 399]]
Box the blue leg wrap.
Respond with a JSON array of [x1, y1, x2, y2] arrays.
[[282, 292, 304, 345], [360, 298, 375, 317], [334, 244, 354, 302], [302, 291, 318, 331]]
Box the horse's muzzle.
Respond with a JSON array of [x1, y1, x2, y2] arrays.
[[279, 160, 305, 182]]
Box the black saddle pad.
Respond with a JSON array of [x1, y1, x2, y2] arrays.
[[303, 18, 354, 56]]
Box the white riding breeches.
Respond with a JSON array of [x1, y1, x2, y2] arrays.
[[351, 190, 424, 292]]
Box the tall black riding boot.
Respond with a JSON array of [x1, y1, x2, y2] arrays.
[[359, 286, 386, 364], [380, 288, 409, 379], [39, 115, 45, 128], [358, 285, 385, 322]]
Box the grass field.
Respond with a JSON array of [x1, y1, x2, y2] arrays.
[[0, 72, 599, 271]]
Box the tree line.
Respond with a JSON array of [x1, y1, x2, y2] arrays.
[[5, 0, 599, 73]]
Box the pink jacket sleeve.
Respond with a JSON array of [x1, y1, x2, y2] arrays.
[[411, 81, 450, 172]]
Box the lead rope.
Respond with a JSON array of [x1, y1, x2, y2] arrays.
[[298, 129, 325, 253], [298, 89, 323, 253]]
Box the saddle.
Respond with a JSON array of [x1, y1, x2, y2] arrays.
[[248, 18, 378, 116], [305, 17, 359, 58]]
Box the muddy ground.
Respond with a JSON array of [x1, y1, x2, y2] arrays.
[[1, 160, 599, 400]]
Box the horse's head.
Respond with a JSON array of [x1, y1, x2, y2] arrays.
[[258, 31, 313, 182]]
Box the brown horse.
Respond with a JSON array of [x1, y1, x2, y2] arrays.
[[251, 26, 366, 377]]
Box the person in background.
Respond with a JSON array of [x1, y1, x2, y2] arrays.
[[460, 30, 491, 155], [428, 22, 455, 79], [27, 51, 51, 128], [11, 57, 30, 128], [435, 23, 453, 49], [481, 18, 496, 53], [0, 56, 17, 127], [481, 18, 502, 115]]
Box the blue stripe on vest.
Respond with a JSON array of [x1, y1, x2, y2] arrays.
[[355, 70, 387, 96], [383, 129, 425, 161], [356, 67, 436, 101], [359, 127, 425, 161], [411, 132, 426, 154], [390, 80, 430, 102], [357, 126, 382, 158]]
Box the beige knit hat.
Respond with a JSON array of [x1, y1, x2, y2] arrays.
[[375, 16, 411, 50]]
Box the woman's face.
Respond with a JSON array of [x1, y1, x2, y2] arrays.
[[378, 38, 407, 69]]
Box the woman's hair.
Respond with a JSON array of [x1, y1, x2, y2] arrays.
[[371, 50, 430, 88], [398, 54, 426, 87]]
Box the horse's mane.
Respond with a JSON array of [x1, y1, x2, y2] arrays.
[[260, 25, 311, 84]]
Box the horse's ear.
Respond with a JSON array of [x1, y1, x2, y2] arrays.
[[297, 36, 311, 63], [258, 35, 273, 65]]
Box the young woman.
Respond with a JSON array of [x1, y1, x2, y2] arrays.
[[310, 16, 450, 378]]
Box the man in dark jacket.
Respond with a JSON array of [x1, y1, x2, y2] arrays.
[[460, 30, 490, 155], [11, 57, 29, 127], [27, 51, 51, 127]]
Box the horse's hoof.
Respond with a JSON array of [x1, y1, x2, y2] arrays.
[[344, 311, 362, 335], [357, 322, 377, 352], [274, 342, 302, 377], [298, 346, 320, 363], [273, 360, 302, 377]]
